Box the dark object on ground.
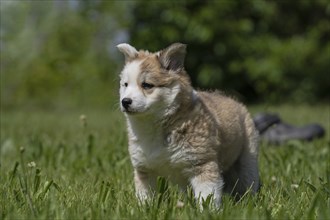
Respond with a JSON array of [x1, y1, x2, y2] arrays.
[[253, 113, 281, 134], [253, 113, 325, 145]]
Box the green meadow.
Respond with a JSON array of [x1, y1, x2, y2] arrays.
[[1, 105, 329, 219]]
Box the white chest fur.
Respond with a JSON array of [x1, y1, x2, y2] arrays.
[[127, 116, 188, 185]]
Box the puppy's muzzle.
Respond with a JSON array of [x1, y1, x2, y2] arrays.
[[121, 98, 132, 110]]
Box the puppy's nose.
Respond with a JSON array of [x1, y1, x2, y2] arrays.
[[121, 98, 132, 109]]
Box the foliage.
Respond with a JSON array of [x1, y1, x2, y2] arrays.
[[1, 105, 329, 219], [1, 1, 126, 109], [1, 0, 329, 110], [129, 0, 330, 103]]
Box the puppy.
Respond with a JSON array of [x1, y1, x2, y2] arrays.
[[117, 43, 259, 208]]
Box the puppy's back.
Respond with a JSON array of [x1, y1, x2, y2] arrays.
[[197, 91, 257, 171]]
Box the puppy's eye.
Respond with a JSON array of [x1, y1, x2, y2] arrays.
[[124, 83, 128, 87], [141, 82, 154, 90]]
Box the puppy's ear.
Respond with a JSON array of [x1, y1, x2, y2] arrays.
[[117, 43, 138, 62], [158, 43, 186, 71]]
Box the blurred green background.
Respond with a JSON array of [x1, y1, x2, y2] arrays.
[[1, 0, 329, 111]]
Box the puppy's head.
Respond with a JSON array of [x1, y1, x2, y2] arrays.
[[117, 43, 191, 117]]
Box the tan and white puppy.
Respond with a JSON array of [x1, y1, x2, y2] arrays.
[[117, 43, 259, 208]]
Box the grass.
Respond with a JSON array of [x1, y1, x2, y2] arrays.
[[1, 105, 329, 219]]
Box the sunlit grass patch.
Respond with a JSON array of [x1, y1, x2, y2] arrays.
[[1, 106, 329, 219]]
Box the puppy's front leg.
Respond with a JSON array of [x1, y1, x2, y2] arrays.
[[134, 169, 156, 203], [190, 161, 224, 209]]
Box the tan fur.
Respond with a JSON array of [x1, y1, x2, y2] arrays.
[[117, 43, 259, 209]]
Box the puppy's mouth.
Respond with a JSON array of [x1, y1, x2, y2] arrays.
[[122, 107, 140, 114], [123, 109, 137, 114], [122, 107, 149, 115]]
